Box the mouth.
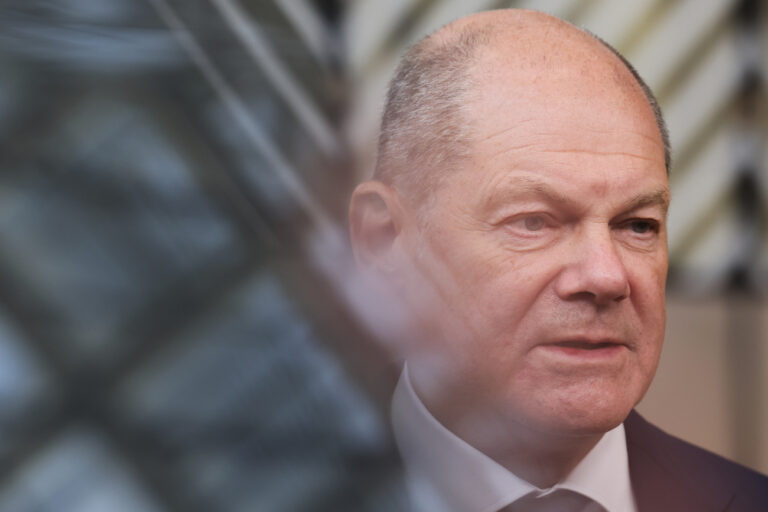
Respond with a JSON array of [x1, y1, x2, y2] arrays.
[[540, 338, 629, 360], [550, 340, 625, 350]]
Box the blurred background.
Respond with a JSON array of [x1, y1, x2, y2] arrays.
[[0, 0, 765, 510]]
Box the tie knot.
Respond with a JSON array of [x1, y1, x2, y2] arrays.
[[500, 488, 597, 511]]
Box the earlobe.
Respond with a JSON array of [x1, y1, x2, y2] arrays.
[[348, 181, 404, 271]]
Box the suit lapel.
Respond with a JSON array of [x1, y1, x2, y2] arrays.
[[624, 410, 732, 512]]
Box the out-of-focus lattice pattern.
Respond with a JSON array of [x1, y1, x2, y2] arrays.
[[0, 0, 765, 510], [0, 1, 402, 510]]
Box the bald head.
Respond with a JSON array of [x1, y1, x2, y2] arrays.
[[374, 9, 670, 203]]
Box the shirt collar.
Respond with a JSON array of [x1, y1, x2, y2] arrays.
[[391, 364, 637, 512]]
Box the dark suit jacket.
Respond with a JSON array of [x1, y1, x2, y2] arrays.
[[625, 410, 768, 511], [388, 409, 768, 511]]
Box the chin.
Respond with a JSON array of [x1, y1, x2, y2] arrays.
[[518, 385, 641, 438], [559, 408, 630, 437]]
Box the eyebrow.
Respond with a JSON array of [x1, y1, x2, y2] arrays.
[[483, 178, 571, 212], [620, 189, 670, 215], [483, 177, 670, 216]]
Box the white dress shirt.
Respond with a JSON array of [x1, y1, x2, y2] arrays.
[[391, 364, 638, 512]]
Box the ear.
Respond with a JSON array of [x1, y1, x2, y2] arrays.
[[348, 180, 408, 272]]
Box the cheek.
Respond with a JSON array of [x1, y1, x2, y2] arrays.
[[626, 261, 667, 369], [429, 230, 504, 279], [409, 236, 531, 356], [628, 255, 667, 321], [415, 229, 505, 317], [481, 253, 563, 316], [456, 259, 562, 386]]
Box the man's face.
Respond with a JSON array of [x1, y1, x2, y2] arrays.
[[397, 52, 670, 440]]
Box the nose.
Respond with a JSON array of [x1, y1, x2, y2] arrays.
[[553, 226, 630, 305]]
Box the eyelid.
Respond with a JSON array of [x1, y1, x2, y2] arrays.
[[613, 213, 661, 226], [615, 205, 665, 221], [506, 212, 557, 228], [616, 217, 661, 230]]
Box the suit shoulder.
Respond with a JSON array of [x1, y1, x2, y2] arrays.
[[625, 410, 768, 508]]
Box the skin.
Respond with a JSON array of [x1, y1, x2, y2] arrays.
[[349, 10, 669, 487]]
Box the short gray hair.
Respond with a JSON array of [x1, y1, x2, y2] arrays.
[[374, 26, 491, 202]]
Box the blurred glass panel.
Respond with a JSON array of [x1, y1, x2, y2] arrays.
[[0, 428, 164, 512], [117, 271, 406, 511], [0, 94, 243, 362], [0, 1, 181, 73], [0, 313, 48, 412], [0, 312, 52, 463]]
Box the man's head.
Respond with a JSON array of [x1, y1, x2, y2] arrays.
[[349, 9, 670, 448]]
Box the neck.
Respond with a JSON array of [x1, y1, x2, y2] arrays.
[[470, 420, 602, 488]]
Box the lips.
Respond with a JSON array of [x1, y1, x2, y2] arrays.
[[539, 338, 630, 361], [550, 340, 625, 350]]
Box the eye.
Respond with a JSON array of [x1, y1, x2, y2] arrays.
[[508, 214, 550, 233], [628, 220, 656, 234], [523, 215, 546, 231], [502, 214, 559, 250], [616, 218, 661, 247]]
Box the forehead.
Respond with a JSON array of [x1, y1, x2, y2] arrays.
[[440, 40, 668, 207], [471, 96, 664, 178]]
